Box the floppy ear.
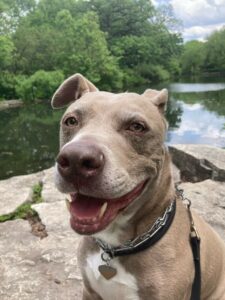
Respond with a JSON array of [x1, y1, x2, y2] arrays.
[[142, 88, 168, 114], [51, 73, 98, 108]]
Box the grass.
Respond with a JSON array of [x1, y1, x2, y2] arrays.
[[0, 183, 43, 222]]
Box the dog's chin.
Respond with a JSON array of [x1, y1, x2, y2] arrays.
[[67, 179, 149, 235]]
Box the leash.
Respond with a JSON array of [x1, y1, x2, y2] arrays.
[[177, 187, 201, 300], [188, 200, 201, 300]]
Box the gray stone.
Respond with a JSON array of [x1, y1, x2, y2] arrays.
[[32, 201, 73, 234], [180, 179, 225, 241], [171, 163, 181, 183], [0, 100, 23, 111], [0, 219, 82, 300], [1, 144, 225, 300], [41, 167, 66, 203], [169, 144, 225, 182], [0, 172, 43, 215]]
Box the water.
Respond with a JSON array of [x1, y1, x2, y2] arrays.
[[167, 82, 225, 147], [0, 78, 225, 180]]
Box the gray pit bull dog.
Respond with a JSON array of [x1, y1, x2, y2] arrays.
[[52, 74, 225, 300]]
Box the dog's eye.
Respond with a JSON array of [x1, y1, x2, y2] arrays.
[[127, 122, 146, 133], [64, 116, 78, 127]]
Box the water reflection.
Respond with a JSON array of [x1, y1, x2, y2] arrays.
[[0, 80, 224, 179], [170, 83, 225, 93], [167, 101, 225, 147], [167, 82, 225, 147], [0, 104, 63, 179]]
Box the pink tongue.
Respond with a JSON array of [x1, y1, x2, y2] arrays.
[[70, 194, 105, 218]]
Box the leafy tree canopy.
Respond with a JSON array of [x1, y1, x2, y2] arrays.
[[0, 0, 183, 100]]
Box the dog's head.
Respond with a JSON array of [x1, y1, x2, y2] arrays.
[[52, 74, 168, 236]]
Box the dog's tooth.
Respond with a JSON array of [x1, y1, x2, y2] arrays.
[[99, 202, 108, 219], [67, 195, 72, 202], [65, 198, 71, 211]]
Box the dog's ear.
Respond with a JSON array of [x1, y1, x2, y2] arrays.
[[51, 73, 98, 108], [142, 88, 168, 114]]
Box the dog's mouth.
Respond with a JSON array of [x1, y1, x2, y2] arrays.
[[66, 179, 148, 235]]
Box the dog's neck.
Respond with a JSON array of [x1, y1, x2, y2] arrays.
[[94, 151, 175, 247]]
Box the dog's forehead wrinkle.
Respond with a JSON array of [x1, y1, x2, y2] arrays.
[[65, 92, 161, 126]]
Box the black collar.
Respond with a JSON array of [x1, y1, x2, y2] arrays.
[[95, 192, 201, 300], [95, 199, 176, 258]]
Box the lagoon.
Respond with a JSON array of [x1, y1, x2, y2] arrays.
[[0, 78, 225, 180]]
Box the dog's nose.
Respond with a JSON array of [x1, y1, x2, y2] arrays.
[[56, 141, 105, 180]]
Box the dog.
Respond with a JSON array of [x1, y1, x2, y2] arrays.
[[51, 74, 225, 300]]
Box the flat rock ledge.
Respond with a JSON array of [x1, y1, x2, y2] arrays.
[[0, 144, 225, 299], [0, 100, 23, 111], [169, 144, 225, 182]]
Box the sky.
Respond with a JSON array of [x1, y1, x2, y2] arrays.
[[152, 0, 225, 41]]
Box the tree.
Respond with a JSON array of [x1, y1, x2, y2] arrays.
[[16, 70, 64, 101], [0, 0, 183, 99], [181, 41, 206, 75], [0, 0, 36, 34], [12, 1, 123, 90], [87, 0, 182, 84], [87, 0, 155, 41], [0, 36, 14, 69], [205, 27, 225, 72], [53, 11, 123, 89]]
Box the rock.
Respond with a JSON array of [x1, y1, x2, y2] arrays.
[[0, 172, 43, 215], [41, 167, 66, 203], [1, 144, 225, 299], [0, 100, 23, 111], [32, 201, 73, 234], [179, 179, 225, 241], [169, 144, 225, 182], [171, 163, 181, 183], [0, 219, 82, 300]]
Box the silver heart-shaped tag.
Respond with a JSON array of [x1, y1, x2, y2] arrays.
[[98, 265, 117, 280]]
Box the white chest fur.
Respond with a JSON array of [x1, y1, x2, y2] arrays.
[[85, 251, 140, 300]]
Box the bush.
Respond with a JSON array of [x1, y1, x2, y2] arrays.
[[153, 65, 170, 82], [123, 68, 147, 88], [135, 64, 170, 83], [0, 72, 25, 100], [16, 70, 64, 101], [167, 58, 181, 77]]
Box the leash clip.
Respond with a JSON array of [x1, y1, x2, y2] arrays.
[[190, 224, 200, 240], [176, 186, 200, 241], [187, 203, 200, 241]]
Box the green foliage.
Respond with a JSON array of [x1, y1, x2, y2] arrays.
[[205, 27, 225, 72], [181, 41, 206, 75], [167, 57, 181, 77], [0, 183, 42, 222], [180, 27, 225, 75], [89, 0, 182, 85], [53, 11, 123, 90], [0, 0, 182, 99], [16, 70, 64, 101], [0, 0, 36, 34], [0, 72, 24, 100], [0, 36, 14, 69], [149, 65, 170, 82], [87, 0, 155, 41], [32, 183, 43, 203]]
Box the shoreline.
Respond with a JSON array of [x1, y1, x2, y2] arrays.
[[0, 99, 23, 110]]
